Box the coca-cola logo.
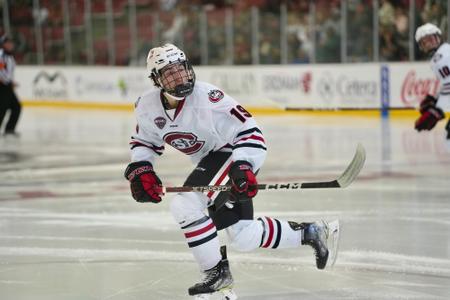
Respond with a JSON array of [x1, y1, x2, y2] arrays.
[[401, 70, 440, 106], [163, 132, 205, 155]]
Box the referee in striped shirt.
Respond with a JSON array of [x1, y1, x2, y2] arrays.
[[0, 34, 21, 137]]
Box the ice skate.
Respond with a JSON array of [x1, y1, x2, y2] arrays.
[[3, 131, 20, 138], [300, 220, 340, 269], [189, 246, 237, 300]]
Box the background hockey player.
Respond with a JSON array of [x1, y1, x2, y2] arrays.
[[0, 34, 21, 137], [414, 23, 450, 139], [124, 43, 337, 298]]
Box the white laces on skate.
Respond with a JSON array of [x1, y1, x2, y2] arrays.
[[201, 266, 220, 287]]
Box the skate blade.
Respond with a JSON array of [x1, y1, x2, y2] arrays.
[[218, 286, 237, 300], [326, 219, 340, 268], [194, 294, 211, 300], [193, 286, 237, 300]]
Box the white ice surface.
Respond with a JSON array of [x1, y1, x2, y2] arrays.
[[1, 108, 450, 299]]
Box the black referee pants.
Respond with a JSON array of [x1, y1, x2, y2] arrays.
[[0, 83, 21, 134]]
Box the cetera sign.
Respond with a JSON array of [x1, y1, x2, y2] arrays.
[[318, 75, 377, 100], [315, 66, 379, 108]]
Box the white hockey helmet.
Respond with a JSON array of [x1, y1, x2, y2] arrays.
[[146, 43, 195, 99], [415, 23, 442, 54]]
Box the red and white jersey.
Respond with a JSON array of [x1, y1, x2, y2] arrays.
[[430, 43, 450, 110], [129, 81, 267, 171]]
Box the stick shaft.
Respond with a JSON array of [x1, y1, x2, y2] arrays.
[[164, 180, 340, 194], [162, 145, 365, 212], [163, 143, 365, 194]]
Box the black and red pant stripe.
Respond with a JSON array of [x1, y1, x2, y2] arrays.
[[182, 216, 218, 248]]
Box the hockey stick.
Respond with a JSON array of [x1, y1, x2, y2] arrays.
[[161, 143, 366, 194]]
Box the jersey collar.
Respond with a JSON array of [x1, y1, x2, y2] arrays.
[[160, 91, 186, 121]]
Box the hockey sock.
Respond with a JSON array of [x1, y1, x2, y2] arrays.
[[182, 215, 221, 270], [258, 217, 302, 249]]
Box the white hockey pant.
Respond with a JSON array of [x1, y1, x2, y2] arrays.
[[170, 192, 221, 270]]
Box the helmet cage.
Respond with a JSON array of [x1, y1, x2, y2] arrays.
[[415, 23, 443, 56], [418, 34, 442, 55], [150, 60, 195, 98]]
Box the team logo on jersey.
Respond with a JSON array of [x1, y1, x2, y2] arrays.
[[154, 117, 166, 129], [208, 89, 224, 103], [163, 132, 205, 155]]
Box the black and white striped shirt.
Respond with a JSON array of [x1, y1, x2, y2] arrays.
[[0, 48, 15, 84]]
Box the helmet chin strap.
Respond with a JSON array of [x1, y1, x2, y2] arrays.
[[163, 92, 185, 101]]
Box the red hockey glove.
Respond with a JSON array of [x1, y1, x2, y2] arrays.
[[124, 161, 162, 203], [415, 97, 444, 131], [419, 94, 438, 113], [228, 161, 258, 200]]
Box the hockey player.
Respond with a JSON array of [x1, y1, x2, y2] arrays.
[[124, 44, 338, 299], [414, 23, 450, 138]]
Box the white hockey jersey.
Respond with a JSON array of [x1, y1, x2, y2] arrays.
[[430, 43, 450, 110], [129, 81, 267, 171]]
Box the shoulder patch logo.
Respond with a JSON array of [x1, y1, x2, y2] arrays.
[[432, 53, 443, 63], [208, 89, 224, 103], [154, 116, 166, 129]]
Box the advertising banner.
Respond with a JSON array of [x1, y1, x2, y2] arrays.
[[307, 64, 380, 109], [16, 66, 150, 104], [389, 62, 440, 109], [198, 63, 380, 109], [16, 62, 445, 110]]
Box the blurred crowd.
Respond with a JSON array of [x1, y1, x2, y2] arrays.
[[0, 0, 448, 65]]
